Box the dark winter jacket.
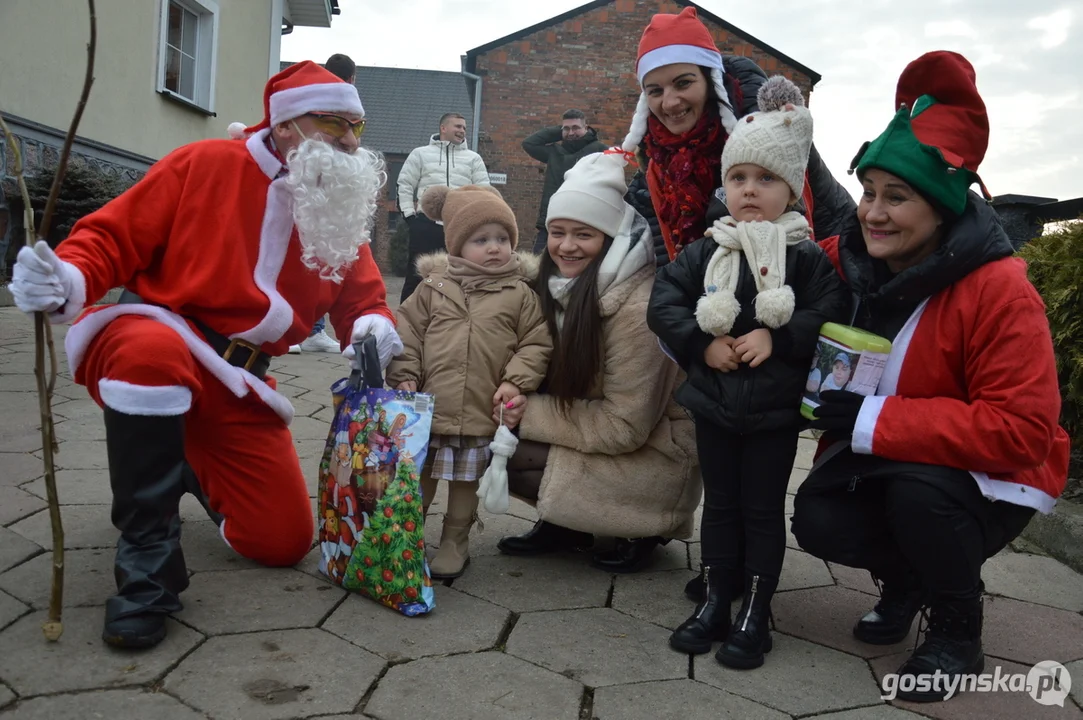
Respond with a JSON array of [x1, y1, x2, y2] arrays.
[[523, 127, 607, 229], [626, 55, 858, 266], [648, 233, 849, 434]]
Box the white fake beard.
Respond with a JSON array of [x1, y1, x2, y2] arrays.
[[286, 138, 386, 283]]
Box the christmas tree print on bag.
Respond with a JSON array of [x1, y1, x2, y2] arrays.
[[316, 337, 436, 616]]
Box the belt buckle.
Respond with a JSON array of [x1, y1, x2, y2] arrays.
[[223, 337, 261, 371]]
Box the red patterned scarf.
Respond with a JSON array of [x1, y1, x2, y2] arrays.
[[644, 108, 724, 255]]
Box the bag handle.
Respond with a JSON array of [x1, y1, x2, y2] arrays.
[[348, 335, 384, 391]]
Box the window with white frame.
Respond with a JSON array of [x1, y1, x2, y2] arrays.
[[157, 0, 219, 113]]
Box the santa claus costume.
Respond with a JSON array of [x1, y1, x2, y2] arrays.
[[791, 52, 1069, 701], [9, 61, 402, 649]]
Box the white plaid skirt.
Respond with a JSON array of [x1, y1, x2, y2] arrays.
[[428, 434, 492, 482]]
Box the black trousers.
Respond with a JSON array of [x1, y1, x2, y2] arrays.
[[791, 448, 1035, 598], [696, 417, 799, 581], [400, 215, 446, 303]]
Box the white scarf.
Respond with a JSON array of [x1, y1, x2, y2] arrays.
[[696, 211, 810, 336], [548, 205, 653, 331]]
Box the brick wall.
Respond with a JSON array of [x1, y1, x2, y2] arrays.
[[371, 152, 408, 272], [470, 0, 814, 246]]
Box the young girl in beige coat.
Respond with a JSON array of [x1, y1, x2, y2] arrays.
[[387, 185, 552, 579]]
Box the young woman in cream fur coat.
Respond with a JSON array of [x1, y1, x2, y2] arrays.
[[495, 150, 702, 574]]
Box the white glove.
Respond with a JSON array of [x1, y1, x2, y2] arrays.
[[343, 314, 403, 369], [10, 240, 85, 323]]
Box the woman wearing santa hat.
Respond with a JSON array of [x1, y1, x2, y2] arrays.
[[621, 6, 855, 265], [792, 51, 1069, 702]]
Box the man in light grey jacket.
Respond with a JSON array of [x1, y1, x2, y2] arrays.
[[396, 112, 490, 301]]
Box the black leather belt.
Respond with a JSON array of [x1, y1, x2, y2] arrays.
[[118, 290, 272, 379]]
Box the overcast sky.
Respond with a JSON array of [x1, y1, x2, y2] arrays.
[[283, 0, 1081, 202]]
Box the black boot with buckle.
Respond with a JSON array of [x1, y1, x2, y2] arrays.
[[101, 408, 190, 650], [670, 566, 731, 654], [497, 520, 593, 556], [893, 591, 985, 702], [591, 536, 670, 574], [854, 570, 925, 645], [716, 574, 776, 669]]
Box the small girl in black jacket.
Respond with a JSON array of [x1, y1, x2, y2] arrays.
[[647, 77, 848, 670]]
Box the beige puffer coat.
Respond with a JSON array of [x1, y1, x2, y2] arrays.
[[387, 252, 552, 438], [520, 264, 702, 539]]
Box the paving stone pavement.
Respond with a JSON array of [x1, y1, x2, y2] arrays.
[[1, 293, 1082, 719]]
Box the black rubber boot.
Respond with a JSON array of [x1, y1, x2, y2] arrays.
[[101, 409, 190, 650], [497, 520, 593, 556], [893, 593, 985, 702], [670, 566, 731, 654], [854, 571, 925, 645], [591, 536, 669, 574], [716, 574, 776, 669]]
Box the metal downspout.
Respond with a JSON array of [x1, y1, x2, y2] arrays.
[[461, 68, 482, 151]]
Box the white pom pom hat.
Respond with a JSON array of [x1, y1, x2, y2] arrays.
[[621, 6, 738, 153], [225, 60, 363, 140]]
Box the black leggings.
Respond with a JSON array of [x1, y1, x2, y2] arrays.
[[791, 450, 1035, 598], [696, 417, 799, 581], [400, 215, 446, 303]]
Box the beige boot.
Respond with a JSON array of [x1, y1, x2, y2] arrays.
[[429, 480, 478, 579], [420, 466, 438, 516]]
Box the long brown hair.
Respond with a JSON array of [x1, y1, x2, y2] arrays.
[[534, 235, 615, 412]]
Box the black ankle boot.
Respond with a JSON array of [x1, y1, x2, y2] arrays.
[[101, 409, 190, 650], [893, 593, 984, 702], [591, 536, 669, 574], [670, 566, 731, 654], [717, 574, 776, 669], [497, 520, 593, 556], [854, 572, 925, 645]]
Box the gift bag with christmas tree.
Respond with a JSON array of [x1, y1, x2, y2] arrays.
[[316, 337, 436, 616]]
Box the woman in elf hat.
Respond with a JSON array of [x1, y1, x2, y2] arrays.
[[648, 76, 848, 669], [495, 149, 701, 569], [621, 6, 855, 266], [792, 51, 1070, 702]]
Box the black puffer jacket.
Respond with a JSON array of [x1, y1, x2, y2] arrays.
[[647, 234, 849, 433], [625, 56, 858, 266], [523, 127, 607, 229]]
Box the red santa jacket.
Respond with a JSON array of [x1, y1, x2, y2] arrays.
[[59, 130, 394, 423], [819, 236, 1069, 513]]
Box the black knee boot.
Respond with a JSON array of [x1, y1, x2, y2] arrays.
[[670, 565, 731, 654], [717, 574, 776, 669], [893, 591, 984, 702], [854, 569, 925, 645], [102, 409, 190, 649]]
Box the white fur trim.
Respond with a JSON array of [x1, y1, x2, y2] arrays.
[[50, 259, 87, 324], [227, 122, 248, 140], [64, 304, 295, 425], [637, 45, 722, 83], [98, 378, 192, 416], [753, 286, 794, 329], [851, 395, 886, 455], [969, 472, 1056, 514], [218, 519, 234, 549], [245, 128, 282, 180], [269, 83, 363, 126], [230, 178, 296, 347], [877, 300, 928, 394]]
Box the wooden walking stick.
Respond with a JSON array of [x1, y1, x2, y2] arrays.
[[0, 0, 96, 642]]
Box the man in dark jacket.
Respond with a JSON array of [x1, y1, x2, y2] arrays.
[[522, 109, 607, 253]]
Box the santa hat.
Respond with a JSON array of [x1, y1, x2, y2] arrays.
[[546, 149, 631, 238], [720, 75, 814, 201], [227, 60, 363, 140], [621, 6, 738, 152], [851, 51, 989, 216]]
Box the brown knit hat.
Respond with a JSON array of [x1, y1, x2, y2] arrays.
[[420, 185, 518, 257]]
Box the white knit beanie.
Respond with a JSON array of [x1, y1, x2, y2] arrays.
[[546, 150, 630, 238], [719, 76, 814, 200]]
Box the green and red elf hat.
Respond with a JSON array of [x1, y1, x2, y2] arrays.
[[850, 51, 991, 216]]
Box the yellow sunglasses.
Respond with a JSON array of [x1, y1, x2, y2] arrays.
[[306, 112, 366, 140]]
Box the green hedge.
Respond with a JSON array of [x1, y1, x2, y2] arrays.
[[1018, 221, 1083, 451]]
